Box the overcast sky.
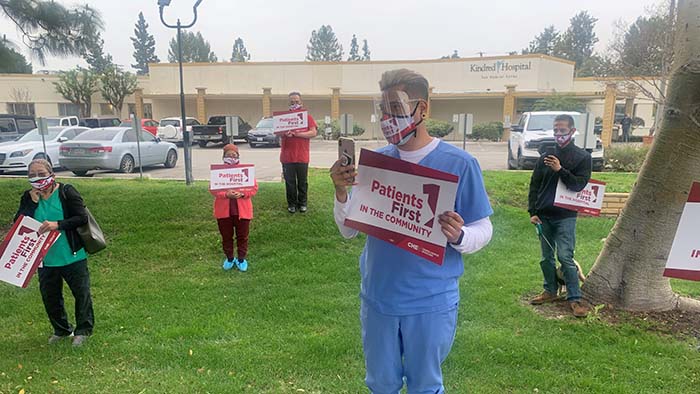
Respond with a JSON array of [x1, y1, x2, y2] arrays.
[[0, 0, 662, 72]]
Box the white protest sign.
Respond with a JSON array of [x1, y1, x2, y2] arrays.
[[345, 149, 458, 265], [553, 179, 606, 216], [664, 181, 700, 281], [209, 164, 256, 191], [273, 110, 309, 135], [0, 215, 60, 288]]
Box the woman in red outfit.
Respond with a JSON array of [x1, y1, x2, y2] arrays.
[[212, 144, 258, 272]]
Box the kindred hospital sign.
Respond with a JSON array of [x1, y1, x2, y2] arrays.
[[467, 60, 533, 81]]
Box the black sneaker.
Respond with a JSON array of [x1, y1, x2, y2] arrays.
[[299, 205, 307, 213], [288, 206, 296, 214]]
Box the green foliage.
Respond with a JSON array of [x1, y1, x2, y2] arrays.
[[604, 145, 650, 172], [441, 50, 460, 59], [131, 12, 160, 75], [472, 122, 504, 141], [361, 39, 370, 61], [53, 68, 99, 117], [522, 25, 559, 55], [348, 34, 360, 61], [616, 15, 668, 76], [83, 33, 113, 74], [230, 37, 250, 62], [306, 25, 343, 62], [168, 31, 217, 63], [554, 11, 599, 70], [0, 39, 32, 73], [425, 118, 454, 138], [100, 66, 138, 114], [532, 94, 586, 112], [0, 0, 103, 64]]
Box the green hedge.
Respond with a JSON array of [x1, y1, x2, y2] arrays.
[[425, 119, 454, 138], [472, 122, 504, 141], [604, 145, 650, 172]]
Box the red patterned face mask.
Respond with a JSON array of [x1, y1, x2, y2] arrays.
[[29, 175, 55, 191]]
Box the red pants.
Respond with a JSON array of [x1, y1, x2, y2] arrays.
[[217, 215, 251, 260]]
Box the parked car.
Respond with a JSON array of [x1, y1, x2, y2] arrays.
[[59, 127, 178, 176], [157, 117, 201, 145], [248, 118, 280, 148], [79, 117, 121, 128], [0, 126, 89, 173], [119, 118, 159, 135], [0, 114, 37, 142], [44, 116, 79, 127], [192, 115, 251, 148], [507, 111, 605, 171]]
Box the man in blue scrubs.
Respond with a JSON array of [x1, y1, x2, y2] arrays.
[[331, 69, 493, 393]]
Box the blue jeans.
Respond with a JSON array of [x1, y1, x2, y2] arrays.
[[539, 216, 581, 301], [360, 301, 459, 394]]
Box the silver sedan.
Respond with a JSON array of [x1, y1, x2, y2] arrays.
[[59, 127, 178, 176]]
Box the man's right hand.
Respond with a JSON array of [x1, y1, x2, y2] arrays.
[[530, 215, 542, 225], [330, 160, 357, 203]]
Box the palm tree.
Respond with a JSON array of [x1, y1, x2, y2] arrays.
[[0, 0, 103, 64]]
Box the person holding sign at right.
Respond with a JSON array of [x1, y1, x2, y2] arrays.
[[528, 114, 591, 317]]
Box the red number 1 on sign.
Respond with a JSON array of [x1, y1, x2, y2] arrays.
[[18, 226, 35, 236]]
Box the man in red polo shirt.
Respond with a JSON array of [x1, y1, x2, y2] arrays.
[[281, 91, 318, 213]]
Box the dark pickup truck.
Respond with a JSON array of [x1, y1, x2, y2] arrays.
[[192, 115, 251, 148]]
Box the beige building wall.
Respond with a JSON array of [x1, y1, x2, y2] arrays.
[[1, 74, 152, 119]]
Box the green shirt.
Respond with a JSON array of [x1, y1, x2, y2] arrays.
[[34, 189, 87, 267]]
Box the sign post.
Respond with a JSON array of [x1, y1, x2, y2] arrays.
[[340, 114, 354, 137], [36, 117, 49, 158], [131, 113, 144, 179], [457, 113, 473, 150]]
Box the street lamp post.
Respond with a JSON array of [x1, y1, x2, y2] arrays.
[[158, 0, 203, 185]]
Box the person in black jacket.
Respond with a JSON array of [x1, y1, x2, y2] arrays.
[[14, 159, 94, 347], [527, 115, 591, 317]]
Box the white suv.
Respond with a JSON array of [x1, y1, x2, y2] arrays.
[[507, 111, 604, 171], [157, 117, 201, 145]]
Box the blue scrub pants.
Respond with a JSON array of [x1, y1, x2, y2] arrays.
[[360, 301, 459, 394]]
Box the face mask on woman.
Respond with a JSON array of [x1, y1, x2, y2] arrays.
[[29, 175, 55, 191], [289, 103, 302, 111], [223, 157, 240, 165]]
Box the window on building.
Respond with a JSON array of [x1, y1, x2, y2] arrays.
[[6, 103, 36, 116], [127, 103, 153, 120], [100, 103, 115, 115], [58, 103, 81, 117]]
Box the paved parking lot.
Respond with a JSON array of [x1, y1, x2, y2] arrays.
[[0, 139, 508, 182]]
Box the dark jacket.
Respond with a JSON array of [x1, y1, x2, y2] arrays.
[[14, 183, 88, 254], [528, 143, 592, 219]]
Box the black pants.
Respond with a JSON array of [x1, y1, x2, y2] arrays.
[[38, 259, 94, 336], [282, 163, 309, 208]]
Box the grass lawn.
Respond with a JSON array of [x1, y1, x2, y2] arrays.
[[0, 170, 698, 393]]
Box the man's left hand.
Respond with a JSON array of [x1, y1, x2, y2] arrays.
[[38, 221, 58, 234], [438, 211, 464, 244], [544, 155, 562, 172]]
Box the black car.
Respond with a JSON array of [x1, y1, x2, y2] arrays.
[[248, 118, 280, 148], [192, 115, 252, 147], [0, 114, 37, 142], [80, 117, 121, 128]]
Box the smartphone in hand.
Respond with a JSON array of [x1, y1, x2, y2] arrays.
[[338, 137, 355, 167], [541, 145, 557, 157]]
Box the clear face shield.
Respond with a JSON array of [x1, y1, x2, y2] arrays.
[[374, 90, 424, 146]]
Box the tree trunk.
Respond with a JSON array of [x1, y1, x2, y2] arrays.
[[583, 0, 700, 311]]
